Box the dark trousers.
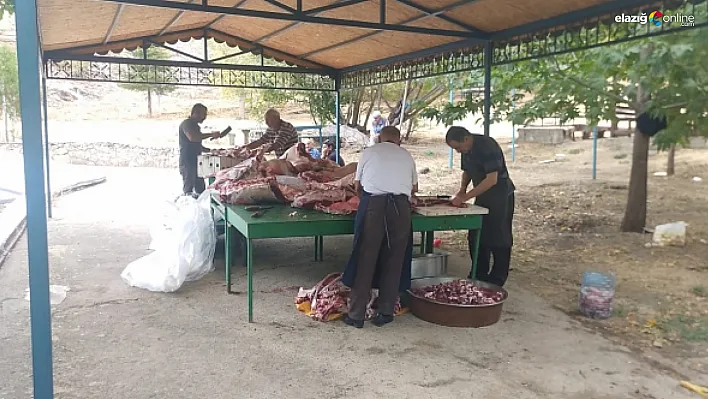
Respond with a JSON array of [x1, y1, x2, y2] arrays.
[[467, 235, 512, 287], [467, 192, 515, 287], [348, 195, 411, 321], [180, 161, 205, 196]]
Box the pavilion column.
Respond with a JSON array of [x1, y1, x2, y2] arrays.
[[42, 72, 52, 218], [483, 40, 492, 137], [334, 74, 341, 163], [15, 0, 55, 398]]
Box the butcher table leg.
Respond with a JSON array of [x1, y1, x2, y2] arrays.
[[247, 238, 254, 323], [225, 213, 232, 294], [423, 231, 435, 254]]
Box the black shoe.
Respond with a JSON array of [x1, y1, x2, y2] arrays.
[[372, 314, 394, 327], [343, 315, 364, 329]]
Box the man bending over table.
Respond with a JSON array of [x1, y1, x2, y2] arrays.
[[341, 126, 418, 328], [242, 109, 299, 157]]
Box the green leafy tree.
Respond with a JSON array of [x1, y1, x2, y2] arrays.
[[0, 45, 18, 142], [118, 47, 176, 117], [0, 0, 14, 17], [423, 20, 708, 232]]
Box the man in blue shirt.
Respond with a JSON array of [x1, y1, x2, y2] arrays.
[[369, 110, 387, 147]]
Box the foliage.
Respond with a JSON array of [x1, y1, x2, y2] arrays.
[[0, 0, 13, 17], [423, 13, 708, 148], [117, 47, 176, 96], [0, 45, 19, 120]]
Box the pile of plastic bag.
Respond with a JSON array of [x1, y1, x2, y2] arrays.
[[121, 191, 217, 292]]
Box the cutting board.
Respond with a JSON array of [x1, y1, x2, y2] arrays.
[[413, 203, 489, 216]]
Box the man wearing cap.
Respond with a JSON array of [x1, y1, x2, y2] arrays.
[[369, 110, 387, 147]]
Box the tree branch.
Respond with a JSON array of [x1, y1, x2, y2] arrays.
[[550, 55, 634, 108]]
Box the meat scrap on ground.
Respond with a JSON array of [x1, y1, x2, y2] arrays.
[[295, 273, 406, 322]]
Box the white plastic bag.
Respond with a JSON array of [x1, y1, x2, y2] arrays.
[[121, 191, 217, 292], [652, 221, 688, 247]]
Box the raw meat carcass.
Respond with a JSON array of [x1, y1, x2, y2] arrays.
[[292, 187, 347, 209], [217, 177, 283, 205], [295, 273, 404, 322], [314, 196, 360, 215], [299, 171, 335, 183], [259, 159, 297, 177], [210, 157, 262, 189]]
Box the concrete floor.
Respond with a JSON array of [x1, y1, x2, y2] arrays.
[[0, 167, 695, 399]]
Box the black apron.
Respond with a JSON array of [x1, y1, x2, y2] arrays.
[[342, 191, 414, 292]]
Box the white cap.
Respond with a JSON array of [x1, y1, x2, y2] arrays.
[[372, 110, 382, 118]]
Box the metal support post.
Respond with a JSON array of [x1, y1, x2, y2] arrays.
[[483, 41, 492, 137], [448, 77, 454, 169], [335, 76, 341, 164], [511, 88, 516, 162], [592, 126, 598, 180], [16, 0, 55, 397], [41, 74, 52, 218]]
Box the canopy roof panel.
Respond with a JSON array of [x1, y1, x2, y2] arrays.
[[38, 0, 708, 88]]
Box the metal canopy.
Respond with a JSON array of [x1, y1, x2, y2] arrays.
[[38, 0, 708, 90]]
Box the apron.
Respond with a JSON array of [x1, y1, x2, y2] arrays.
[[474, 190, 514, 248], [342, 191, 414, 292]]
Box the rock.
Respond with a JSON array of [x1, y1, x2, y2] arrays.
[[418, 167, 430, 175], [693, 176, 702, 182], [654, 171, 667, 177], [652, 340, 663, 348]]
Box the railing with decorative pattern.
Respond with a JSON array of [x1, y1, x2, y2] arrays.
[[45, 59, 336, 91], [341, 0, 708, 89]]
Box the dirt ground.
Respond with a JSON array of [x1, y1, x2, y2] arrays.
[[378, 132, 708, 379], [0, 166, 704, 399]]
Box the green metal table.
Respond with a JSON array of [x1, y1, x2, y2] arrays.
[[211, 198, 483, 322]]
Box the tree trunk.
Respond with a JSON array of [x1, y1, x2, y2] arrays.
[[666, 144, 676, 176], [620, 46, 652, 233], [2, 95, 8, 143], [363, 88, 376, 129], [399, 79, 411, 130], [351, 88, 364, 126], [147, 88, 153, 118], [376, 84, 383, 109]]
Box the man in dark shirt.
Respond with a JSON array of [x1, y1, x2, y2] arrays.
[[243, 109, 299, 157], [179, 103, 221, 196], [322, 141, 345, 167], [446, 126, 515, 287]]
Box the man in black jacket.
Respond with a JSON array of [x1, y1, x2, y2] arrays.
[[446, 126, 515, 287]]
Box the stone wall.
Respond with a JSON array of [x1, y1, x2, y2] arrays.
[[517, 127, 570, 144], [0, 142, 179, 168]]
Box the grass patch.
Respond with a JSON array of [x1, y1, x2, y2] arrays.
[[662, 315, 708, 342], [691, 285, 707, 297], [614, 153, 628, 160], [568, 149, 582, 155]]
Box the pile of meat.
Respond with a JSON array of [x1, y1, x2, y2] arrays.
[[295, 273, 404, 322], [208, 151, 360, 215], [579, 286, 614, 319], [411, 280, 505, 306]]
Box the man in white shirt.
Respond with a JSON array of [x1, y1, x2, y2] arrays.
[[341, 126, 418, 328], [368, 110, 387, 147]]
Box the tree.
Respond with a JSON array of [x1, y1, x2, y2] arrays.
[[0, 46, 18, 142], [423, 16, 708, 233], [0, 0, 14, 17], [118, 47, 176, 117]]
